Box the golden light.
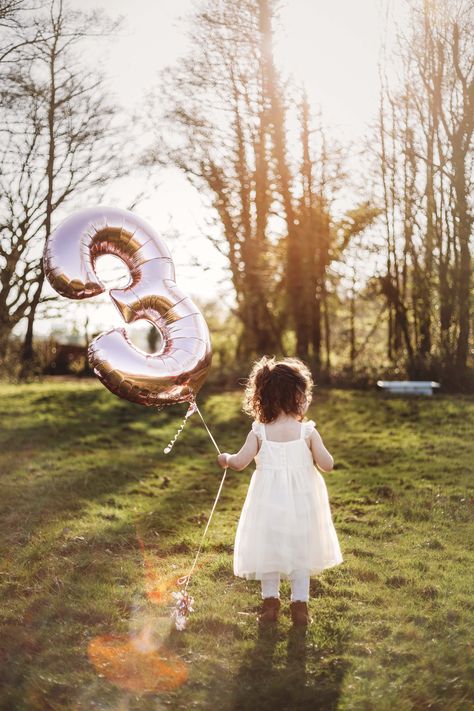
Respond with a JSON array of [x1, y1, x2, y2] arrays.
[[136, 528, 187, 605], [88, 633, 188, 693]]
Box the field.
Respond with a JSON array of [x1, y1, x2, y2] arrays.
[[0, 380, 473, 710]]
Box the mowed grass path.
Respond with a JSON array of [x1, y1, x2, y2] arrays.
[[0, 380, 473, 710]]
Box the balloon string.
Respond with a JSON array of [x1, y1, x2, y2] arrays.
[[177, 404, 228, 592], [195, 404, 221, 455]]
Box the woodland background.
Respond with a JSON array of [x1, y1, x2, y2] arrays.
[[0, 0, 472, 388], [1, 4, 473, 709]]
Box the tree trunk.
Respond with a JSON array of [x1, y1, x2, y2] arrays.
[[21, 273, 44, 365], [349, 270, 356, 372], [454, 150, 471, 369], [258, 0, 307, 358], [322, 282, 331, 376], [21, 17, 58, 373]]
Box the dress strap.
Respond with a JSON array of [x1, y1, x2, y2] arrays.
[[302, 419, 316, 438], [251, 421, 265, 440], [299, 422, 305, 439]]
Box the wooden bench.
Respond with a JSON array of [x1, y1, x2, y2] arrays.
[[376, 380, 440, 396]]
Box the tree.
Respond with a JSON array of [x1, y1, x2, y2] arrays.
[[295, 90, 381, 370], [375, 0, 473, 380], [146, 0, 291, 357], [0, 0, 126, 366], [150, 0, 381, 365]]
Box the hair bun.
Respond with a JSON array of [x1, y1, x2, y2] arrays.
[[259, 358, 274, 382]]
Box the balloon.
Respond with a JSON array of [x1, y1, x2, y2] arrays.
[[43, 206, 212, 407]]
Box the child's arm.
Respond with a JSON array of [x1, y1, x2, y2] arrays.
[[310, 429, 334, 472], [217, 431, 259, 471]]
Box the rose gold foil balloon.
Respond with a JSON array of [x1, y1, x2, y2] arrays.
[[43, 206, 212, 407]]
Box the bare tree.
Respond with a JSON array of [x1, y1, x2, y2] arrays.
[[0, 0, 127, 366], [375, 0, 473, 380], [149, 0, 381, 364], [0, 1, 45, 64], [146, 0, 289, 356], [296, 90, 381, 369], [0, 0, 24, 31]]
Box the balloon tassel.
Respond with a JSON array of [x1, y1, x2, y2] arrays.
[[163, 400, 197, 454]]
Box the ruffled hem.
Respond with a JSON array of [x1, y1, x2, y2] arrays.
[[234, 556, 344, 580]]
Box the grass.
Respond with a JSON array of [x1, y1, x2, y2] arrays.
[[0, 379, 473, 710]]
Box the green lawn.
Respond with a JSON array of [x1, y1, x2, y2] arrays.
[[0, 380, 473, 710]]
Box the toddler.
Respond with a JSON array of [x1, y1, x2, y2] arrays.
[[217, 356, 343, 626]]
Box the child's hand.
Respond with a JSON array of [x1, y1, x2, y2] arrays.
[[217, 453, 229, 469]]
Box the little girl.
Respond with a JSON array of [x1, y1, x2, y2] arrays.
[[217, 356, 343, 626]]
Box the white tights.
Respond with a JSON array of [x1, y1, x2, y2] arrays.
[[261, 571, 310, 602]]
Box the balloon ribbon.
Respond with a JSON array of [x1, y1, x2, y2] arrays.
[[163, 400, 197, 453], [168, 403, 228, 630]]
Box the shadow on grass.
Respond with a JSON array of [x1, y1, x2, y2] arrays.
[[231, 621, 348, 711], [0, 389, 243, 707], [0, 388, 226, 544], [0, 502, 207, 709], [231, 623, 279, 710]]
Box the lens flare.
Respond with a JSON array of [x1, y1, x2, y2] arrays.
[[87, 526, 214, 692], [87, 633, 187, 693], [136, 528, 187, 605]]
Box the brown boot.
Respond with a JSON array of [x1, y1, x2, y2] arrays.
[[258, 596, 281, 624], [290, 601, 311, 626]]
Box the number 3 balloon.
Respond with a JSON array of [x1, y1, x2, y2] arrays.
[[43, 206, 212, 408]]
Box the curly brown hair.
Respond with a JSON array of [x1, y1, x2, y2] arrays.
[[242, 355, 314, 423]]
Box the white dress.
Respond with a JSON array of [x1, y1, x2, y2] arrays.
[[233, 419, 343, 580]]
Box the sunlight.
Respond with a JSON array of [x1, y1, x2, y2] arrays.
[[276, 0, 386, 136], [93, 254, 163, 354], [94, 254, 131, 291]]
